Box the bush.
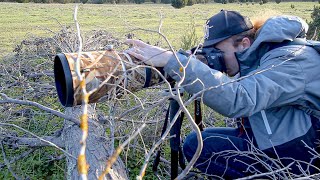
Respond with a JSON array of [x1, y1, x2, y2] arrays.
[[161, 0, 171, 3], [134, 0, 144, 3], [180, 18, 199, 50], [307, 6, 320, 40], [261, 0, 267, 3], [171, 0, 186, 8], [275, 0, 280, 4], [91, 0, 105, 3], [187, 0, 195, 6]]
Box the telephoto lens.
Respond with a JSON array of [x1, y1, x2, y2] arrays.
[[54, 48, 166, 107]]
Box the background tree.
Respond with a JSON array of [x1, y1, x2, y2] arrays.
[[307, 6, 320, 40], [161, 0, 171, 3], [171, 0, 187, 9], [187, 0, 195, 6]]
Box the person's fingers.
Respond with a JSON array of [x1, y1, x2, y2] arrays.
[[125, 49, 145, 61], [125, 39, 148, 48], [126, 47, 145, 57], [133, 47, 144, 55]]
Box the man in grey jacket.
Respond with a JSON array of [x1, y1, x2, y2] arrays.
[[126, 10, 320, 178]]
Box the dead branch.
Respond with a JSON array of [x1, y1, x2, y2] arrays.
[[236, 162, 295, 180], [99, 123, 146, 179], [0, 122, 75, 159], [0, 93, 80, 126], [1, 136, 64, 148]]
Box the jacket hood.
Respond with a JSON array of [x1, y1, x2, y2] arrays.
[[236, 15, 309, 76]]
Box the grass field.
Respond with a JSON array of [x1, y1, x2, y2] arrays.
[[0, 2, 318, 58]]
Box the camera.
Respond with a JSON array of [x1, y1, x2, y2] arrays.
[[190, 46, 226, 73], [54, 45, 226, 107], [54, 48, 166, 107]]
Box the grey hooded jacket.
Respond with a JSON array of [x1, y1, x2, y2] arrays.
[[163, 15, 320, 150]]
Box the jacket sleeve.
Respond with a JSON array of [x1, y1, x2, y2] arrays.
[[163, 53, 305, 118]]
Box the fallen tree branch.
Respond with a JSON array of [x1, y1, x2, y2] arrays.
[[1, 135, 64, 148], [0, 93, 80, 126], [0, 122, 75, 159]]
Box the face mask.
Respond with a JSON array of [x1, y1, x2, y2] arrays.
[[191, 46, 227, 73]]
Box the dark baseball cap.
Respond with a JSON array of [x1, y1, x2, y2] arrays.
[[203, 10, 253, 47]]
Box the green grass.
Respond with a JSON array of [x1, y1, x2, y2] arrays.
[[0, 2, 318, 58]]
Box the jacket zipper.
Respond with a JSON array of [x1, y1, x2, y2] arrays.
[[261, 110, 272, 135]]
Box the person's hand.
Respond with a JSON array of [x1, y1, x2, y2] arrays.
[[125, 39, 173, 67]]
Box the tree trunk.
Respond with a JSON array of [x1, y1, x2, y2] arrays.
[[62, 105, 128, 180]]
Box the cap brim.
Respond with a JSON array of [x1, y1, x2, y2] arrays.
[[203, 35, 232, 47]]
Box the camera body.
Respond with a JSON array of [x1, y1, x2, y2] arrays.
[[190, 46, 226, 73]]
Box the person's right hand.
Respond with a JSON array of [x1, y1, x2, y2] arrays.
[[125, 39, 173, 67]]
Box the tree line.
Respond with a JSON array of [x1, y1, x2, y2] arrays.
[[0, 0, 207, 5], [0, 0, 294, 5], [0, 0, 316, 10]]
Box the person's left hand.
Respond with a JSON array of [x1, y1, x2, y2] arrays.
[[125, 39, 173, 67]]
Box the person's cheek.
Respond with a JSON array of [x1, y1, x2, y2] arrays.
[[224, 53, 240, 76]]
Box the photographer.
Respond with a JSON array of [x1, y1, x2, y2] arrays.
[[126, 10, 320, 178]]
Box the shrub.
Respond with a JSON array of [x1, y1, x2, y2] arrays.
[[161, 0, 171, 3], [307, 6, 320, 40], [171, 0, 186, 8], [291, 4, 295, 9], [186, 0, 195, 6], [180, 18, 199, 51], [91, 0, 106, 3], [275, 0, 280, 4], [134, 0, 144, 3]]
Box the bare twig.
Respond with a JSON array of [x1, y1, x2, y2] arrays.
[[73, 4, 90, 180], [236, 162, 295, 180], [0, 93, 80, 126], [99, 123, 146, 179], [0, 122, 75, 159], [1, 136, 64, 148]]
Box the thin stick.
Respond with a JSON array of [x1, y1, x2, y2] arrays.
[[73, 4, 90, 180], [0, 93, 79, 126], [98, 123, 146, 180], [0, 122, 76, 159], [236, 162, 295, 180]]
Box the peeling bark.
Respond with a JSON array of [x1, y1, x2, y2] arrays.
[[62, 105, 128, 180]]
